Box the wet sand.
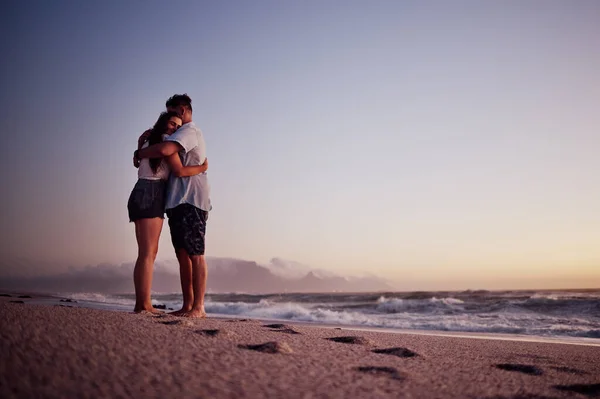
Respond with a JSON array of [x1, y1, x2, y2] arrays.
[[1, 296, 599, 398]]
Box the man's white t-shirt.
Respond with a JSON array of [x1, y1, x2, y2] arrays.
[[164, 122, 212, 211]]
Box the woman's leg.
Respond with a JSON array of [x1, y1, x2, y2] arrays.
[[133, 217, 164, 312]]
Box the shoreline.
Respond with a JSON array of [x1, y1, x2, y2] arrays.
[[2, 298, 599, 398], [1, 290, 598, 347]]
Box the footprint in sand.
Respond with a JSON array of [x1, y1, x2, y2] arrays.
[[554, 383, 600, 396], [495, 363, 543, 376], [279, 328, 301, 335], [227, 319, 250, 322], [0, 294, 12, 297], [196, 329, 233, 337], [550, 366, 588, 375], [9, 300, 25, 304], [372, 347, 419, 358], [18, 295, 32, 299], [160, 319, 194, 327], [160, 320, 181, 325], [197, 329, 220, 337], [263, 324, 301, 335], [356, 366, 403, 381], [238, 341, 293, 354], [326, 336, 372, 345]]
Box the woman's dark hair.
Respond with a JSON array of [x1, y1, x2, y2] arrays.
[[148, 111, 181, 173]]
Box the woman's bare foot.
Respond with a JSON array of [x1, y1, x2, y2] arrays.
[[134, 307, 163, 314]]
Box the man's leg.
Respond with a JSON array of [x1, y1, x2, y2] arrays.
[[181, 206, 208, 318], [167, 206, 193, 315], [170, 247, 193, 316], [185, 254, 208, 317]]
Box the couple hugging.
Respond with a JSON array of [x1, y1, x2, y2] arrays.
[[128, 94, 211, 318]]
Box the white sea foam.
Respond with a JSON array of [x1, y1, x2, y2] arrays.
[[375, 296, 464, 313], [56, 291, 600, 339], [431, 297, 465, 305], [62, 292, 135, 306], [202, 299, 599, 338], [530, 293, 560, 300]]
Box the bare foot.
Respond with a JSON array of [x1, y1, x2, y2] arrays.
[[134, 307, 163, 314], [169, 308, 191, 317], [182, 309, 207, 318]]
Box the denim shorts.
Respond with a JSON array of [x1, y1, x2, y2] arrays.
[[127, 179, 167, 222]]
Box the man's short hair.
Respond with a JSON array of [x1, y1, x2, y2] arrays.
[[166, 94, 193, 112]]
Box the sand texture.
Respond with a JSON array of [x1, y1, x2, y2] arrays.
[[1, 299, 599, 398]]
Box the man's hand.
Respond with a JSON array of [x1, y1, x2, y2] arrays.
[[138, 141, 182, 159], [133, 150, 141, 168], [134, 129, 151, 168], [138, 129, 152, 149]]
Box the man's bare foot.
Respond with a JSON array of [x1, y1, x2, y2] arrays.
[[170, 308, 191, 316], [182, 309, 207, 318]]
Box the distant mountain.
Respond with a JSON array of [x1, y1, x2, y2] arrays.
[[262, 257, 311, 279], [0, 256, 394, 294]]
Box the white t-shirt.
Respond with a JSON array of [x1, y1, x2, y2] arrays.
[[137, 136, 170, 180], [164, 122, 211, 211]]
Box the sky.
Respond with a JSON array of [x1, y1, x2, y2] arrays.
[[0, 0, 599, 290]]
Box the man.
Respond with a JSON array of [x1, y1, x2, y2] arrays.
[[134, 94, 211, 318]]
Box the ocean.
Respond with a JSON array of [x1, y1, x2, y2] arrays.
[[59, 289, 600, 341]]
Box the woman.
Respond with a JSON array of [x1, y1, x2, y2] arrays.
[[127, 111, 208, 313]]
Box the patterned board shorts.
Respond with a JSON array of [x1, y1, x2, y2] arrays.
[[166, 204, 209, 256], [127, 179, 167, 222]]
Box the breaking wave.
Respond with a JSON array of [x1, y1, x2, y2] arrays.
[[61, 289, 600, 339]]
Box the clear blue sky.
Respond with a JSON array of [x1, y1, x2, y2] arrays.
[[1, 0, 599, 289]]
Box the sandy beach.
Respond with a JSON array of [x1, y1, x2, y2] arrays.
[[1, 296, 599, 399]]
